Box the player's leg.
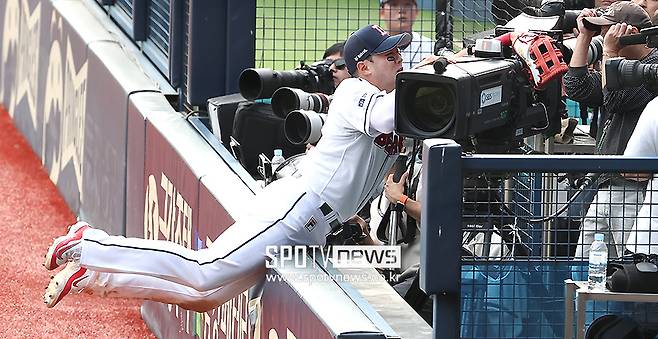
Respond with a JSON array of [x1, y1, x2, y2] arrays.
[[44, 260, 266, 311], [44, 177, 334, 292]]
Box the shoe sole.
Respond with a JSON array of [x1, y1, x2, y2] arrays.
[[43, 264, 88, 308], [43, 222, 89, 271]]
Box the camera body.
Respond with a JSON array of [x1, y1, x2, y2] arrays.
[[395, 56, 562, 153]]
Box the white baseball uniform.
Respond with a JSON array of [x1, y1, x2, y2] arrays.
[[624, 97, 658, 254], [78, 77, 402, 306], [401, 31, 434, 70]]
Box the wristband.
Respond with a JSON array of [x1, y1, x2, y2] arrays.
[[399, 194, 409, 206]]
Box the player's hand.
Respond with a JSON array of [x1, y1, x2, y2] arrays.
[[414, 55, 456, 69], [604, 23, 637, 57], [384, 171, 408, 204], [576, 8, 599, 38]]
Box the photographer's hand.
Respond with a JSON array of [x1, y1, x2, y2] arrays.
[[602, 23, 637, 88], [384, 171, 422, 222], [571, 9, 599, 67], [576, 8, 598, 38], [384, 171, 408, 204], [603, 23, 637, 57]]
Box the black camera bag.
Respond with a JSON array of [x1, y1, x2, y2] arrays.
[[607, 261, 658, 293], [585, 314, 644, 339], [232, 101, 305, 175]]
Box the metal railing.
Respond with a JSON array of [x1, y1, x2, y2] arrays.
[[420, 139, 658, 339]]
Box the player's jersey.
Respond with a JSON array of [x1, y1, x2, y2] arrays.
[[299, 78, 402, 222], [401, 31, 435, 70]]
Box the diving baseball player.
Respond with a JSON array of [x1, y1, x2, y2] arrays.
[[42, 24, 411, 310]]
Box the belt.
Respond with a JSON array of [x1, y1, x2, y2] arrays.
[[319, 202, 342, 230]]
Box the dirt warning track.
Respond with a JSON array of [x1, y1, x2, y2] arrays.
[[0, 107, 154, 338]]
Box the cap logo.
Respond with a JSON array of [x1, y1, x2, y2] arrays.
[[355, 48, 368, 61], [604, 6, 615, 16], [371, 24, 388, 36]]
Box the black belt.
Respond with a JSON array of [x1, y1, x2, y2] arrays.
[[320, 202, 342, 230]]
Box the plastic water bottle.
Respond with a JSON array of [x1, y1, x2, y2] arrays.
[[271, 149, 285, 171], [588, 233, 608, 291]]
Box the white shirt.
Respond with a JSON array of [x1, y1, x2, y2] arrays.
[[401, 31, 435, 70], [299, 78, 402, 221], [624, 97, 658, 254]]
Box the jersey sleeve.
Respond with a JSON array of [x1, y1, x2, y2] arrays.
[[342, 89, 396, 136]]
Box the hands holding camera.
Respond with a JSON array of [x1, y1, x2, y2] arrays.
[[384, 171, 422, 222], [576, 8, 600, 38], [384, 171, 409, 205], [603, 23, 640, 58]]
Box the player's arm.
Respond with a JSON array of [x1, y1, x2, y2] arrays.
[[337, 86, 396, 136], [365, 90, 396, 135]]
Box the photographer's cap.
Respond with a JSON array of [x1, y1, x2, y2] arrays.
[[583, 1, 652, 30], [344, 24, 412, 75]]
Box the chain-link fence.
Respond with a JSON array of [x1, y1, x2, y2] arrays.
[[421, 145, 658, 339], [459, 170, 658, 338], [252, 0, 573, 70], [254, 0, 500, 70], [255, 0, 433, 70]]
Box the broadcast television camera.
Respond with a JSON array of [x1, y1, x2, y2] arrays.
[[395, 30, 566, 153]]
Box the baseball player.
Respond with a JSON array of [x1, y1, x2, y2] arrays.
[[42, 24, 413, 310]]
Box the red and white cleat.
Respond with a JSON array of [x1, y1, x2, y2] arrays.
[[43, 221, 91, 270], [43, 262, 91, 308]]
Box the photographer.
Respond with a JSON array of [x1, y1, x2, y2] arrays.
[[322, 41, 351, 88], [564, 1, 657, 258], [636, 0, 658, 25], [379, 0, 434, 70]]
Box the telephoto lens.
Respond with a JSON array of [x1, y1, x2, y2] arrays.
[[238, 61, 335, 100], [239, 68, 312, 100], [284, 109, 327, 145], [561, 35, 603, 65], [605, 57, 658, 90], [271, 87, 332, 118]]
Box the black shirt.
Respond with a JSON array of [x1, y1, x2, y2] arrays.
[[564, 48, 658, 155]]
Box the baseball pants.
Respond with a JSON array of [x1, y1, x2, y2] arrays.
[[78, 176, 337, 305]]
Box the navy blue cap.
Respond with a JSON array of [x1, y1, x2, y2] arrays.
[[344, 24, 412, 75]]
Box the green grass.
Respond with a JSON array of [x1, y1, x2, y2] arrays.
[[255, 0, 495, 70]]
